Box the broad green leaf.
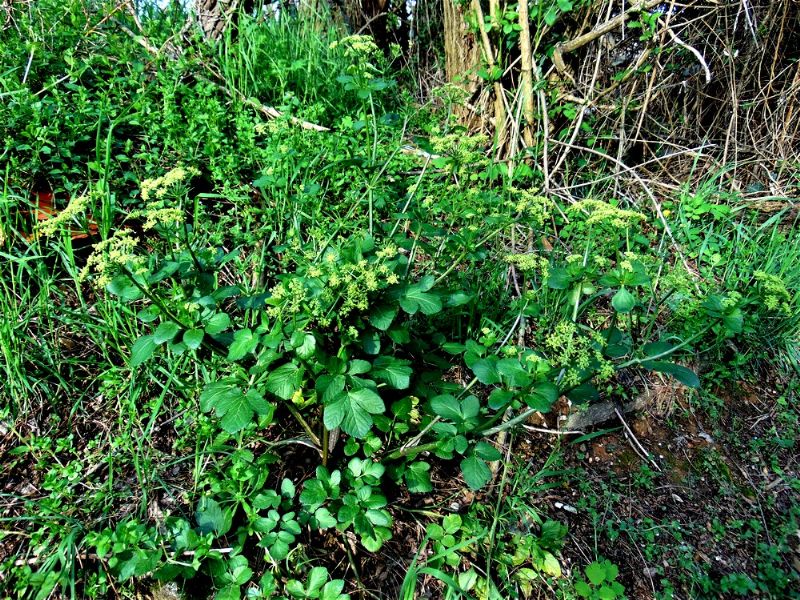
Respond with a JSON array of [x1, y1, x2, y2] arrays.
[[405, 461, 433, 493], [430, 395, 462, 421], [473, 441, 502, 461], [183, 328, 204, 350], [337, 388, 385, 438], [369, 304, 398, 330], [217, 391, 254, 433], [547, 268, 571, 289], [362, 331, 381, 354], [372, 356, 412, 389], [307, 567, 328, 594], [196, 497, 230, 536], [399, 284, 442, 315], [567, 382, 598, 405], [214, 585, 240, 600], [228, 328, 259, 361], [314, 507, 337, 529], [585, 562, 606, 586], [324, 396, 347, 430], [471, 357, 501, 385], [205, 312, 231, 335], [575, 581, 592, 598], [296, 333, 316, 359], [153, 321, 180, 344], [130, 335, 157, 367], [199, 380, 240, 413], [460, 455, 492, 490], [265, 363, 303, 400], [320, 580, 346, 600], [642, 360, 700, 387], [612, 287, 636, 313], [527, 382, 560, 411]]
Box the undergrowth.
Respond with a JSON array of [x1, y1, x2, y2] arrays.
[[0, 2, 798, 599]]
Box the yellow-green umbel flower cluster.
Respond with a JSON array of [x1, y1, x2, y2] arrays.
[[79, 228, 146, 287], [569, 199, 646, 229], [35, 194, 90, 237], [754, 271, 793, 315], [546, 320, 613, 387], [139, 166, 196, 202], [267, 244, 401, 328]]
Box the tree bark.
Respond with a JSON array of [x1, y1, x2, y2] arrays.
[[442, 0, 480, 119]]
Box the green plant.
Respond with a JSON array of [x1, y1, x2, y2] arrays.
[[573, 559, 626, 599]]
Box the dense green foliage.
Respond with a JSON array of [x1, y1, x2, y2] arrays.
[[0, 2, 798, 599]]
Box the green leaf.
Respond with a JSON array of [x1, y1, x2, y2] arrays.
[[265, 363, 303, 400], [370, 304, 398, 330], [612, 287, 636, 313], [527, 382, 559, 411], [541, 551, 562, 577], [372, 356, 412, 389], [362, 331, 381, 355], [320, 580, 346, 600], [217, 391, 255, 433], [214, 585, 240, 600], [497, 358, 532, 387], [575, 581, 592, 598], [296, 333, 316, 359], [130, 335, 157, 367], [598, 586, 618, 600], [460, 455, 492, 490], [307, 567, 328, 594], [405, 461, 433, 493], [300, 479, 328, 509], [473, 441, 502, 461], [205, 312, 231, 335], [324, 396, 347, 430], [567, 382, 598, 405], [183, 328, 204, 350], [399, 284, 442, 315], [339, 388, 385, 438], [642, 360, 700, 387], [153, 321, 180, 344], [228, 328, 259, 361], [585, 562, 607, 586], [314, 507, 337, 529], [199, 380, 240, 413], [196, 497, 231, 536], [471, 357, 501, 385], [547, 268, 571, 289], [430, 395, 462, 421]]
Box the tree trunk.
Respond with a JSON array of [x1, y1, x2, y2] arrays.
[[442, 0, 480, 119], [195, 0, 255, 41]]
